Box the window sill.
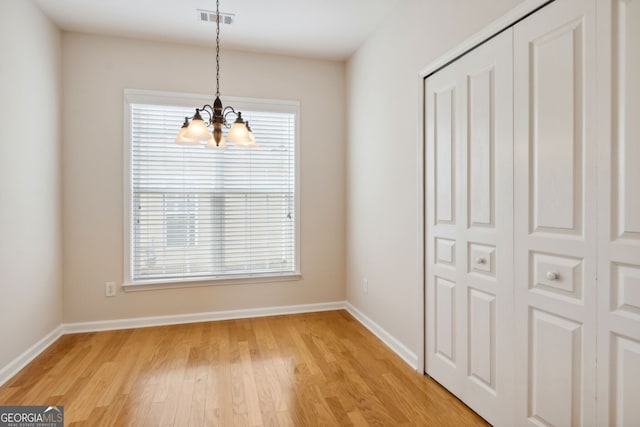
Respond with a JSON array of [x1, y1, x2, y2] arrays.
[[122, 272, 302, 292]]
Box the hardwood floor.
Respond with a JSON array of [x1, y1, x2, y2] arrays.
[[0, 310, 487, 426]]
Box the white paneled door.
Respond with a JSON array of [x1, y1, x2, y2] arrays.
[[597, 0, 640, 425], [425, 29, 514, 426], [513, 0, 597, 425], [425, 0, 640, 425]]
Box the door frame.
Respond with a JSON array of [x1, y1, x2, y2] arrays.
[[416, 0, 554, 374]]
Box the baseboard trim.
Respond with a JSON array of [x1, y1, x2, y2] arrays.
[[0, 325, 64, 387], [1, 300, 418, 388], [345, 302, 418, 369], [63, 301, 346, 334]]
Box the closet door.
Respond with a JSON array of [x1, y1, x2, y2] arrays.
[[425, 29, 514, 426], [513, 0, 597, 425], [597, 0, 640, 425]]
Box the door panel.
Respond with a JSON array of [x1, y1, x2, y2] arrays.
[[425, 28, 513, 426], [530, 20, 584, 235], [529, 309, 583, 427], [611, 334, 640, 426], [468, 68, 495, 229], [469, 243, 496, 277], [611, 263, 640, 317], [426, 64, 462, 394], [435, 276, 456, 364], [530, 252, 583, 303], [435, 238, 456, 266], [613, 0, 640, 239], [514, 0, 597, 425], [435, 88, 456, 225], [597, 0, 640, 425], [468, 288, 495, 390]]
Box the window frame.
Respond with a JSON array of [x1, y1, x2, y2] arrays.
[[123, 89, 301, 291]]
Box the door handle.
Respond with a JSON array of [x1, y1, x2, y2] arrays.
[[545, 271, 559, 281]]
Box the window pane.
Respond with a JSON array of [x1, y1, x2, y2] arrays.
[[129, 96, 297, 282]]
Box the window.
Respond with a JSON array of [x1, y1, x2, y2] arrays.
[[124, 90, 299, 287]]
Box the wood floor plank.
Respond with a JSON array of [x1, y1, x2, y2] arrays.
[[0, 310, 488, 426], [64, 361, 117, 423], [275, 410, 295, 427], [187, 363, 209, 427], [238, 341, 263, 426], [347, 409, 370, 427]]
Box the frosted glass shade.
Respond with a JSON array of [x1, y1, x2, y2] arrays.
[[205, 133, 227, 149], [246, 131, 258, 148], [185, 118, 209, 140], [174, 126, 199, 145], [227, 122, 252, 145]]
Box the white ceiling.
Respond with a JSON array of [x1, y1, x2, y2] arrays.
[[34, 0, 399, 60]]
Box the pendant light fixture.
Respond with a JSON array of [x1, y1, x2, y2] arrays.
[[175, 0, 256, 148]]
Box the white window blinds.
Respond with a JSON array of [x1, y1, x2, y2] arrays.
[[127, 94, 298, 284]]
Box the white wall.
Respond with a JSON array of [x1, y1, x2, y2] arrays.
[[0, 0, 525, 374], [346, 0, 523, 358], [62, 33, 346, 322], [0, 1, 62, 369]]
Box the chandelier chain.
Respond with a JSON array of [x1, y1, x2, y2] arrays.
[[175, 0, 256, 147], [215, 0, 220, 98]]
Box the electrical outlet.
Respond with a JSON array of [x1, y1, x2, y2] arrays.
[[363, 277, 369, 294], [105, 281, 117, 297]]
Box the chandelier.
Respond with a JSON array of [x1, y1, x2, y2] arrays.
[[174, 0, 256, 148]]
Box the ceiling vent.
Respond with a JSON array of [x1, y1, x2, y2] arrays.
[[197, 9, 235, 25]]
